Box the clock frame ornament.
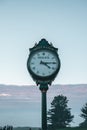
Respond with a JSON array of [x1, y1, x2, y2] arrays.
[[27, 38, 61, 85]]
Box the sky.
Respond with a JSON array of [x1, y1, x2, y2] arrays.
[[0, 0, 87, 86], [0, 0, 87, 127]]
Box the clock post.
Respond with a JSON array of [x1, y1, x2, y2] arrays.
[[39, 83, 48, 130], [27, 39, 60, 130]]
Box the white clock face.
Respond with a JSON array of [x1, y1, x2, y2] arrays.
[[29, 50, 59, 77]]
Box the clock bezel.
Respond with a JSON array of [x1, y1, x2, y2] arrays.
[[27, 48, 60, 84]]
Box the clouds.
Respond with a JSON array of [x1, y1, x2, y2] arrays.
[[0, 84, 87, 103], [0, 93, 11, 97]]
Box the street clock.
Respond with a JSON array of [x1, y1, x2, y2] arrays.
[[27, 39, 60, 85]]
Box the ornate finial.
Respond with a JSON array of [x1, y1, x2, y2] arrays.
[[39, 38, 49, 46]]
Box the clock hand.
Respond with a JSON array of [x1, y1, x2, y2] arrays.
[[43, 62, 56, 64], [40, 61, 51, 69]]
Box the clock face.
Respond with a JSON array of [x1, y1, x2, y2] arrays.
[[28, 50, 59, 77]]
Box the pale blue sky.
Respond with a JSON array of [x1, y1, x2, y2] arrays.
[[0, 0, 87, 85]]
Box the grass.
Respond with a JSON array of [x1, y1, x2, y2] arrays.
[[57, 127, 87, 130], [13, 127, 40, 130], [13, 127, 87, 130]]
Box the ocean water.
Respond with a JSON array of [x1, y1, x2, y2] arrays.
[[0, 99, 41, 127], [0, 98, 83, 128]]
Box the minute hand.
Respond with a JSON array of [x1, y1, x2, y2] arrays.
[[43, 62, 56, 64]]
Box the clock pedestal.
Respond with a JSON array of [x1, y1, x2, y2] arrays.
[[39, 83, 48, 130]]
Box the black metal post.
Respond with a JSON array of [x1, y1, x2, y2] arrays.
[[39, 83, 48, 130]]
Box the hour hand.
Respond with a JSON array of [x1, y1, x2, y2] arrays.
[[40, 61, 51, 69]]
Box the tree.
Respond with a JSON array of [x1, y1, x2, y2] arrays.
[[79, 103, 87, 127], [47, 95, 74, 129]]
